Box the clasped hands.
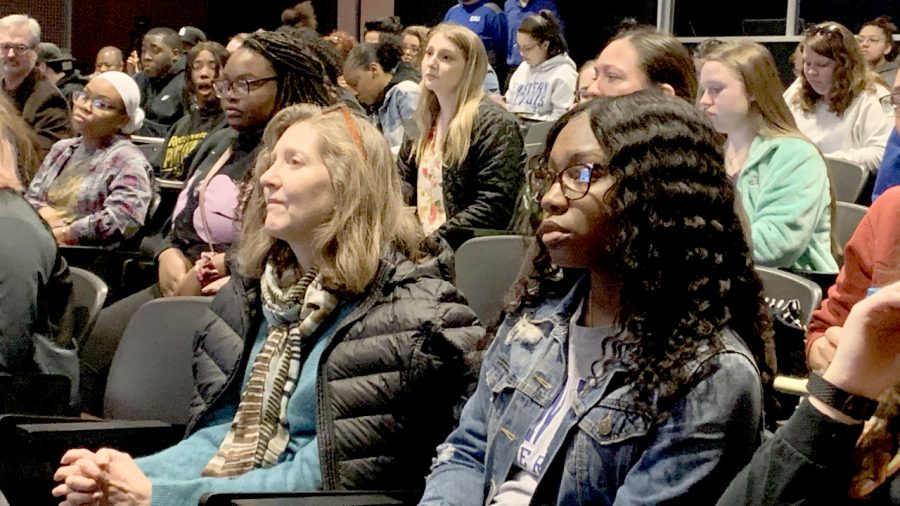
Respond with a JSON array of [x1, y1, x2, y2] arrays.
[[52, 448, 151, 506]]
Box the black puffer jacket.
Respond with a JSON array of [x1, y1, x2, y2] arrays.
[[186, 244, 483, 491], [398, 96, 525, 248]]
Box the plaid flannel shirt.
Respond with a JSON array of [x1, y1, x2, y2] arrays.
[[25, 136, 154, 245]]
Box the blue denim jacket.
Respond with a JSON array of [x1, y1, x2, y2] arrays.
[[420, 275, 764, 505]]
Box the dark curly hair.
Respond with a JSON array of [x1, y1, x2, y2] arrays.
[[241, 30, 337, 111], [275, 26, 346, 88], [281, 1, 317, 31], [513, 90, 776, 422], [861, 15, 898, 63]]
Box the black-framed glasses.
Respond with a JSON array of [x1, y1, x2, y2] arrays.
[[527, 163, 608, 203], [213, 76, 277, 97], [71, 90, 123, 113], [0, 43, 35, 55], [879, 92, 900, 116]]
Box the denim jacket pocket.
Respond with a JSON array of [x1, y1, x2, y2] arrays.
[[578, 402, 652, 445], [484, 357, 518, 430]]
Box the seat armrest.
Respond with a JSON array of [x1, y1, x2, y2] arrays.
[[17, 420, 184, 458], [774, 375, 809, 396], [199, 490, 422, 506], [0, 420, 183, 505]]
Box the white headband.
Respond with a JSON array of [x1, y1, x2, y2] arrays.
[[94, 71, 145, 134]]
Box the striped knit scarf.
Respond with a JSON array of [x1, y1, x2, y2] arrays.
[[201, 262, 338, 477]]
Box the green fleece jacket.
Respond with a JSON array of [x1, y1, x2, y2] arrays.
[[737, 135, 838, 273]]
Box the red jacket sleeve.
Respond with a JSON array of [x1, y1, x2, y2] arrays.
[[806, 186, 900, 353]]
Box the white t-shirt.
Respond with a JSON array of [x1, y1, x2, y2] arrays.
[[491, 301, 616, 505]]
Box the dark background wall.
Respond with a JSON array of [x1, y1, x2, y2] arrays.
[[10, 0, 895, 73]]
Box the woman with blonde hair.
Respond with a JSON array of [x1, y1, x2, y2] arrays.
[[0, 94, 41, 189], [401, 25, 429, 67], [0, 99, 76, 415], [52, 103, 482, 505], [398, 22, 524, 248], [700, 40, 838, 273], [784, 21, 893, 173]]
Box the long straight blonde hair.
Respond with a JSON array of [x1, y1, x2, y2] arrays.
[[703, 41, 807, 141], [412, 23, 488, 168], [703, 40, 840, 260], [0, 93, 40, 189], [237, 104, 424, 294]]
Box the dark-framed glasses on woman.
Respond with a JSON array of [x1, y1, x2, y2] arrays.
[[71, 90, 122, 113], [213, 76, 277, 97], [528, 163, 607, 203]]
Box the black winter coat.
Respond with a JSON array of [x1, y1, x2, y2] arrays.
[[185, 245, 483, 492], [398, 96, 525, 248]]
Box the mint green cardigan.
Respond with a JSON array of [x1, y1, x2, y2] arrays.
[[736, 136, 838, 273]]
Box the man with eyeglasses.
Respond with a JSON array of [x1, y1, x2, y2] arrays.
[[133, 27, 187, 138], [0, 14, 72, 157]]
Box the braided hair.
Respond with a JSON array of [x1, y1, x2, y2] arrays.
[[242, 30, 337, 110]]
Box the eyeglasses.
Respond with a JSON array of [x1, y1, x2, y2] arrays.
[[0, 43, 34, 55], [213, 76, 277, 97], [879, 92, 900, 116], [527, 163, 608, 203], [71, 90, 123, 113], [403, 44, 420, 56], [518, 43, 539, 53], [856, 36, 886, 45]]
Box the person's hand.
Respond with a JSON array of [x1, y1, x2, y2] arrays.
[[808, 326, 840, 372], [201, 275, 230, 295], [95, 448, 152, 505], [52, 225, 72, 245], [158, 248, 191, 297], [53, 448, 102, 505], [126, 50, 140, 76], [176, 265, 203, 296], [52, 448, 151, 506], [210, 252, 227, 274], [38, 206, 68, 228], [823, 280, 900, 400]]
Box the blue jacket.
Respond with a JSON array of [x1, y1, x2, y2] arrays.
[[873, 128, 900, 202], [444, 1, 508, 70], [420, 275, 764, 505], [736, 136, 838, 273], [504, 0, 560, 67], [375, 79, 419, 155]]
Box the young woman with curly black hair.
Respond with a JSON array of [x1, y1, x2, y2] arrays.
[[420, 90, 776, 505]]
